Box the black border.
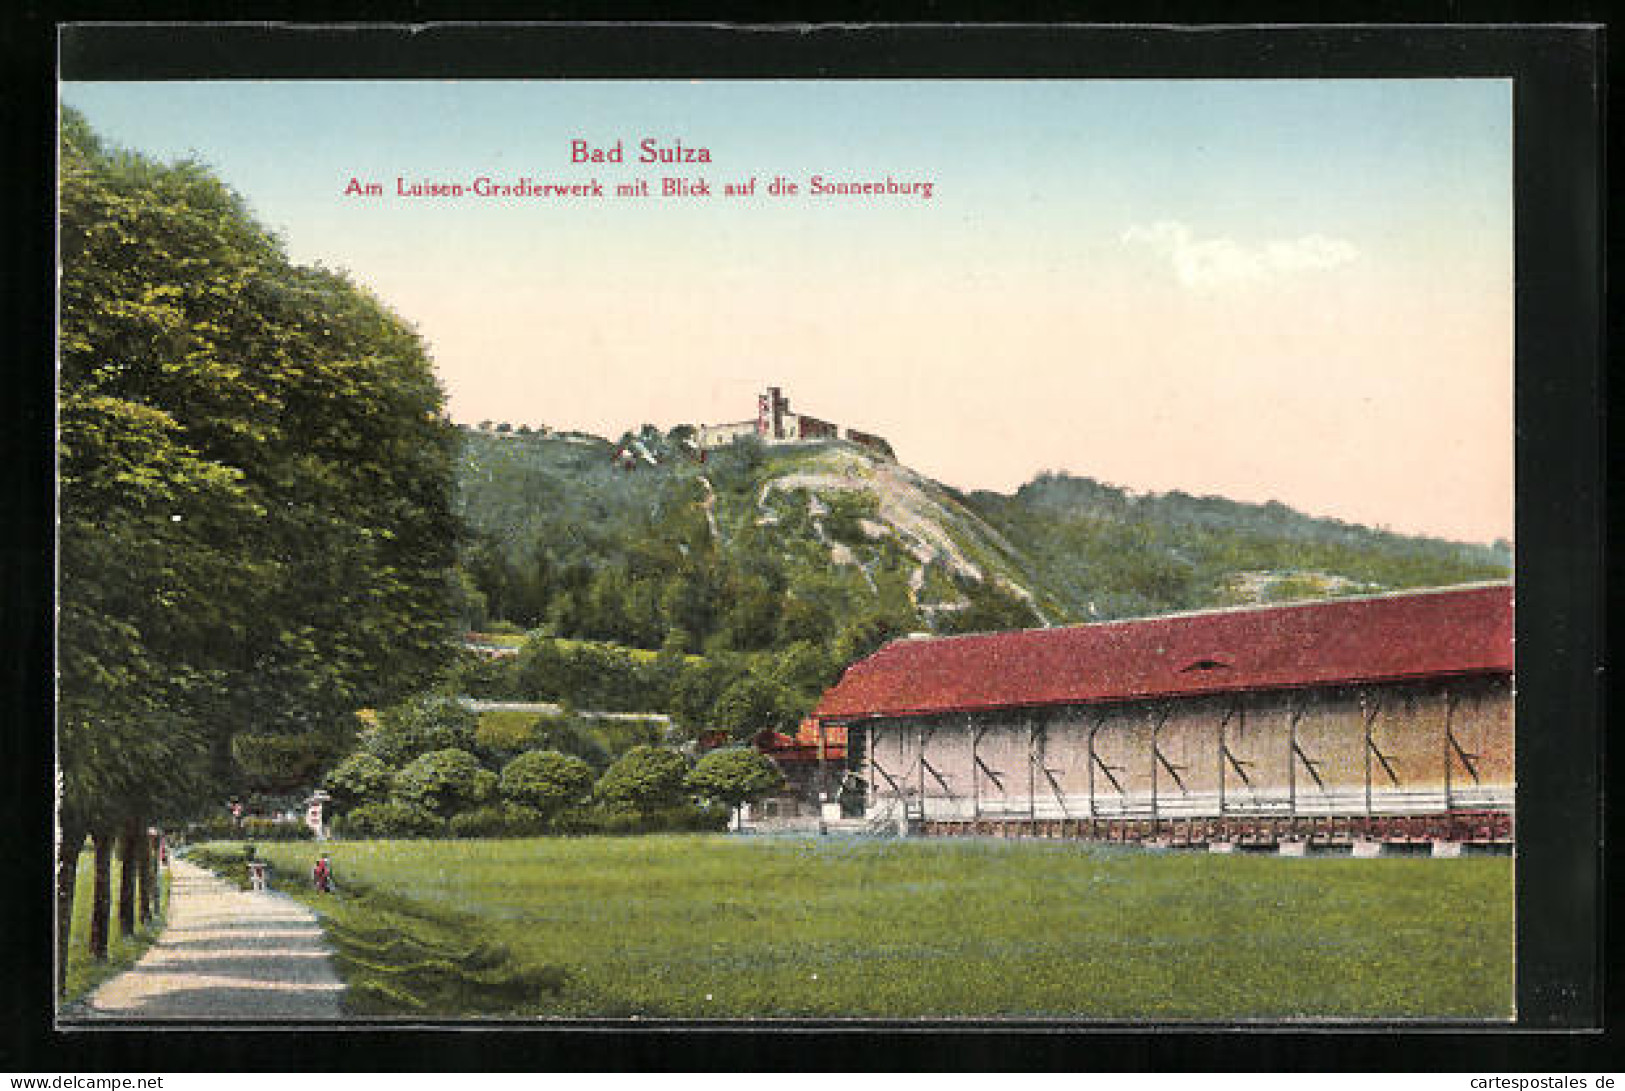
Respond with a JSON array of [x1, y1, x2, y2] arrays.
[[5, 16, 1610, 1073]]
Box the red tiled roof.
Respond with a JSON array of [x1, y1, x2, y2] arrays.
[[753, 723, 848, 763], [813, 584, 1513, 722]]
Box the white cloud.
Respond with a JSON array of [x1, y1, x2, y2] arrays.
[[1122, 221, 1359, 288]]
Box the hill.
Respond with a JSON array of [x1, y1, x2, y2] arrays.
[[428, 423, 1515, 736], [453, 423, 1510, 652]]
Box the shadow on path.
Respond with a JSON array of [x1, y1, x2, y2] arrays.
[[73, 857, 345, 1022]]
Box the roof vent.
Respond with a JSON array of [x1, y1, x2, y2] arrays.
[[1180, 658, 1231, 673]]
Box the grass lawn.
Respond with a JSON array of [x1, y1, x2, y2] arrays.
[[61, 845, 169, 1004], [207, 835, 1513, 1021]]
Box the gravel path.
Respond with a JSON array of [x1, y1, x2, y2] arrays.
[[83, 856, 346, 1021]]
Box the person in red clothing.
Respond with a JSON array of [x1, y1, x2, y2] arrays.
[[312, 854, 333, 893]]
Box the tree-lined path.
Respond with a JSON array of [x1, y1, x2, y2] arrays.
[[83, 858, 344, 1020]]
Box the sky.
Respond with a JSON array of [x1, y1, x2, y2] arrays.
[[60, 80, 1513, 543]]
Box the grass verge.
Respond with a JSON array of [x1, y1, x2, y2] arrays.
[[61, 847, 170, 1006], [194, 835, 1513, 1021], [188, 843, 567, 1017]]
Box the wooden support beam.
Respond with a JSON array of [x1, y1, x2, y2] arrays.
[[921, 757, 953, 794], [1088, 714, 1099, 817], [970, 714, 980, 819], [1027, 718, 1039, 819], [1088, 715, 1124, 804], [1291, 737, 1327, 792], [871, 755, 903, 796], [1444, 692, 1481, 800], [916, 721, 928, 821], [1041, 763, 1071, 817], [1151, 704, 1186, 799], [1216, 701, 1238, 813], [1221, 698, 1254, 800], [1361, 693, 1383, 815], [1286, 701, 1305, 814]]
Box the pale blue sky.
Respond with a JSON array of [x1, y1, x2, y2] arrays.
[[60, 80, 1514, 541]]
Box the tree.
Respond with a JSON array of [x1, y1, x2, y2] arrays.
[[834, 612, 908, 666], [687, 748, 785, 825], [323, 752, 393, 813], [668, 657, 733, 731], [360, 697, 478, 766], [499, 751, 594, 822], [392, 748, 491, 820], [529, 717, 612, 772], [712, 674, 792, 740], [57, 109, 462, 979], [594, 746, 691, 817], [770, 640, 841, 703], [935, 580, 1042, 636]]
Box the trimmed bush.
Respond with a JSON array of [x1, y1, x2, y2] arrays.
[[337, 800, 442, 839], [362, 697, 479, 766], [325, 751, 393, 812], [393, 748, 491, 819], [594, 746, 692, 817], [687, 748, 785, 814], [500, 750, 593, 820]]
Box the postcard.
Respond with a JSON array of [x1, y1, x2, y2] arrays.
[[49, 25, 1596, 1033]]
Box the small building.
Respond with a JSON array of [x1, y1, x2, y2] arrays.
[[809, 583, 1513, 847], [747, 721, 850, 819], [698, 386, 892, 457]]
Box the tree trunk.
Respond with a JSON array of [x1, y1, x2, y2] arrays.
[[89, 828, 114, 960], [141, 830, 158, 923], [56, 824, 86, 995], [117, 818, 140, 938], [132, 821, 152, 927]]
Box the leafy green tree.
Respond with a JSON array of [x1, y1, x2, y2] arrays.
[[834, 612, 908, 668], [712, 674, 793, 739], [499, 751, 594, 822], [361, 697, 478, 766], [687, 748, 785, 824], [668, 657, 734, 731], [58, 104, 462, 970], [716, 574, 782, 652], [771, 640, 841, 701], [595, 746, 691, 817], [530, 716, 613, 772], [936, 580, 1042, 636], [324, 752, 393, 813], [392, 748, 491, 820]]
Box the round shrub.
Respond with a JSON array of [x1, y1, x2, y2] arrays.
[[595, 745, 692, 817], [500, 750, 594, 820], [393, 748, 489, 819], [324, 751, 393, 811], [687, 748, 785, 813], [361, 696, 479, 766]]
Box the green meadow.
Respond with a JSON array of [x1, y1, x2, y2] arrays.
[[200, 836, 1513, 1021]]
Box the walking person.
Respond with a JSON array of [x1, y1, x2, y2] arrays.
[[312, 853, 333, 894]]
